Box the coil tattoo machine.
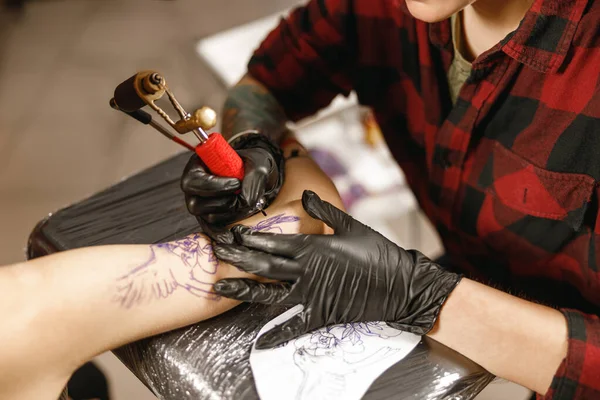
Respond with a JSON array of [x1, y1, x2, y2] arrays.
[[110, 70, 246, 183]]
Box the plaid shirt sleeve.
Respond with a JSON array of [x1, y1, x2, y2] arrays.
[[541, 310, 600, 400], [247, 0, 355, 122]]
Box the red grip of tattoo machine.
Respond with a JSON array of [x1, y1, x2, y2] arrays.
[[195, 133, 244, 181], [111, 71, 245, 181], [111, 71, 266, 213]]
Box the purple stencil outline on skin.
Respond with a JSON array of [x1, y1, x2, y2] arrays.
[[251, 213, 300, 234], [114, 213, 300, 308]]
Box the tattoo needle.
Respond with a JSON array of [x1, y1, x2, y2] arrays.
[[256, 198, 267, 217]]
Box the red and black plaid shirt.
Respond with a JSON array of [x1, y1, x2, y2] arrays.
[[247, 0, 600, 398]]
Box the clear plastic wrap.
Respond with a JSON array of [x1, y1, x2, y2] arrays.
[[28, 152, 494, 400]]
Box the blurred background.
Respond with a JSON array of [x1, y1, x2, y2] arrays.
[[0, 0, 530, 399]]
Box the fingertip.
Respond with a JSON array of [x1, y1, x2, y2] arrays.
[[256, 314, 304, 349], [214, 230, 235, 245], [224, 178, 243, 192], [255, 340, 271, 350], [201, 220, 235, 244], [301, 190, 323, 218], [256, 331, 284, 350], [212, 280, 230, 293], [232, 225, 252, 243], [212, 244, 227, 258], [231, 224, 250, 233], [212, 243, 242, 261], [182, 175, 241, 197], [204, 212, 234, 226], [241, 182, 265, 208], [213, 177, 243, 195], [301, 190, 318, 206], [186, 195, 201, 216], [180, 174, 192, 193], [213, 279, 247, 298]]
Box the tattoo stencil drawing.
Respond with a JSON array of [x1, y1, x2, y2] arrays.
[[291, 322, 403, 400], [250, 214, 300, 233], [114, 214, 299, 308], [251, 306, 422, 400]]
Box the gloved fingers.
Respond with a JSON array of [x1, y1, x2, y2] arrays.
[[195, 217, 234, 244], [255, 313, 311, 350], [181, 155, 241, 197], [213, 278, 297, 304], [238, 148, 275, 207], [202, 207, 257, 226], [186, 194, 237, 216], [181, 173, 241, 197], [232, 225, 307, 258], [213, 243, 302, 281], [241, 173, 267, 211], [301, 190, 354, 233]]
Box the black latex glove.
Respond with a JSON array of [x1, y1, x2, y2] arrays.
[[181, 133, 284, 242], [212, 190, 462, 349]]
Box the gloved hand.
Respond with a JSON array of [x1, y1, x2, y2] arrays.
[[181, 133, 284, 242], [212, 190, 462, 349]]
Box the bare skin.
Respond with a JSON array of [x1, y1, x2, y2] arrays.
[[428, 279, 567, 394], [462, 0, 535, 59], [0, 140, 344, 400], [405, 0, 535, 58]]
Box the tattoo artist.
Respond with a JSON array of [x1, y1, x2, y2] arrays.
[[181, 1, 600, 399]]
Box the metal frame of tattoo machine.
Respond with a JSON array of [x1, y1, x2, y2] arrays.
[[110, 70, 247, 184]]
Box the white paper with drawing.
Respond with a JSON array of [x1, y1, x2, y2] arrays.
[[250, 305, 421, 400]]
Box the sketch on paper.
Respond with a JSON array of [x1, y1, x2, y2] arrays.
[[293, 322, 404, 400], [250, 306, 422, 400]]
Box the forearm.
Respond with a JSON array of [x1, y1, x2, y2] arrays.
[[13, 220, 292, 367], [2, 232, 287, 399], [0, 210, 309, 400], [427, 278, 568, 395], [0, 150, 341, 399], [221, 74, 290, 143]]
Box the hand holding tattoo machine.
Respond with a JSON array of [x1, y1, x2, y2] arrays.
[[109, 71, 267, 214]]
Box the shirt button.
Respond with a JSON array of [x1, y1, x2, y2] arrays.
[[441, 151, 453, 169]]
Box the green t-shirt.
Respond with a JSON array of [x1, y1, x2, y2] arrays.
[[448, 12, 473, 105]]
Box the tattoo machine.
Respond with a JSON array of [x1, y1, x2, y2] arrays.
[[110, 70, 246, 181]]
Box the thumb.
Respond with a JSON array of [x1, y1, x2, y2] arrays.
[[240, 168, 267, 210], [301, 190, 354, 233], [196, 217, 234, 244], [239, 148, 271, 207], [255, 313, 310, 350]]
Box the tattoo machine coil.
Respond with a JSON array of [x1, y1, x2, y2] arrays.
[[110, 71, 244, 181]]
